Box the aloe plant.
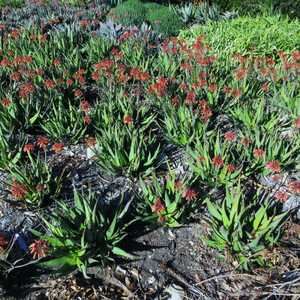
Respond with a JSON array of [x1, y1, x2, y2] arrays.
[[163, 103, 206, 147], [94, 100, 162, 177], [139, 169, 200, 227], [31, 190, 135, 278], [8, 153, 64, 207], [204, 183, 288, 270], [187, 132, 241, 188]]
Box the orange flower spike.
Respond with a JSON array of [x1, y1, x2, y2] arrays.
[[52, 143, 64, 153], [23, 143, 35, 154]]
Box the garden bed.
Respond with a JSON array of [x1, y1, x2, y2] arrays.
[[0, 0, 300, 299]]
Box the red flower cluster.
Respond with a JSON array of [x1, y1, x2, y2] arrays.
[[223, 86, 242, 98], [10, 71, 21, 81], [36, 184, 46, 193], [288, 181, 300, 194], [151, 198, 165, 214], [226, 164, 236, 173], [29, 240, 48, 259], [291, 50, 300, 62], [198, 100, 212, 122], [294, 117, 300, 129], [83, 115, 91, 125], [171, 96, 180, 107], [80, 100, 91, 113], [11, 180, 28, 200], [94, 59, 114, 71], [208, 83, 218, 93], [111, 47, 123, 60], [231, 88, 242, 98], [212, 155, 224, 168], [130, 68, 150, 81], [123, 115, 133, 125], [0, 234, 8, 251], [0, 57, 11, 68], [179, 82, 187, 91], [52, 58, 61, 66], [185, 91, 196, 105], [44, 79, 56, 90], [261, 82, 270, 92], [19, 83, 35, 99], [181, 63, 192, 71], [52, 143, 64, 153], [117, 67, 130, 83], [73, 68, 86, 85], [174, 180, 183, 190], [224, 131, 236, 142], [234, 67, 248, 81], [118, 30, 135, 43], [183, 188, 198, 201], [265, 160, 281, 173], [23, 143, 34, 154], [241, 137, 252, 148], [91, 70, 100, 81], [274, 191, 289, 202], [74, 89, 83, 98], [10, 29, 21, 39], [253, 148, 265, 159], [233, 53, 248, 65], [148, 77, 168, 97], [66, 78, 74, 87], [37, 136, 49, 150], [13, 55, 33, 66], [1, 98, 11, 108], [197, 156, 206, 163]]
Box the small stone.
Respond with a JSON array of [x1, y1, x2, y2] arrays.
[[164, 284, 185, 300], [147, 275, 156, 285], [86, 143, 101, 159]]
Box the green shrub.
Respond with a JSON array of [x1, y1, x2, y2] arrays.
[[108, 0, 147, 27], [142, 1, 161, 10], [214, 0, 300, 18], [213, 0, 269, 12], [180, 15, 300, 58], [0, 0, 24, 8], [275, 0, 300, 19], [146, 6, 185, 36]]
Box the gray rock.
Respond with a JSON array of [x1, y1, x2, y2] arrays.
[[259, 172, 300, 220], [282, 195, 300, 219]]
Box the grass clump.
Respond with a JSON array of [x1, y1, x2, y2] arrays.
[[108, 0, 147, 27], [180, 15, 300, 59], [146, 5, 185, 36]]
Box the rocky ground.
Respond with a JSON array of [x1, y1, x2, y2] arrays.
[[1, 222, 300, 299]]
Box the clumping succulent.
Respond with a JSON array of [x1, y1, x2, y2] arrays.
[[172, 3, 195, 24], [194, 2, 223, 24], [172, 2, 238, 25], [95, 19, 124, 41]]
